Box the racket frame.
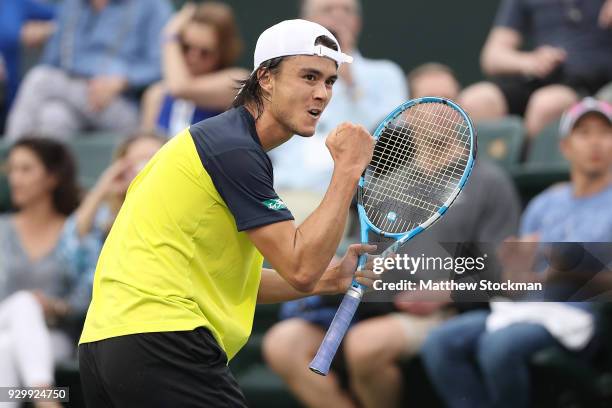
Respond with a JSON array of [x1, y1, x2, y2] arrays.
[[351, 96, 476, 290], [310, 96, 477, 376]]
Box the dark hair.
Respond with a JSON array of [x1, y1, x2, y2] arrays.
[[187, 1, 243, 69], [232, 35, 339, 118], [10, 138, 80, 215]]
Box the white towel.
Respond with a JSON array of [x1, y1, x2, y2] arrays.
[[486, 301, 594, 350]]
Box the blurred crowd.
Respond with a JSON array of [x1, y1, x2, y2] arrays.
[[0, 0, 611, 407]]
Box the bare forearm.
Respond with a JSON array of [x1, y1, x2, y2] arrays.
[[257, 267, 339, 304], [162, 41, 193, 97], [288, 168, 359, 289], [75, 188, 106, 238], [480, 28, 525, 76], [482, 46, 528, 76], [163, 41, 244, 109], [258, 268, 305, 304], [183, 69, 246, 109]]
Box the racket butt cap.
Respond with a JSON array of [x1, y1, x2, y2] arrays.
[[309, 366, 328, 376]]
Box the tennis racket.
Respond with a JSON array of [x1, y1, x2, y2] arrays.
[[309, 97, 477, 375]]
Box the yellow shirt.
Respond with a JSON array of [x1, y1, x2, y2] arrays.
[[80, 107, 293, 360]]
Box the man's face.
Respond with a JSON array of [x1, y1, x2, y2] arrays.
[[265, 55, 338, 137], [303, 0, 361, 50], [561, 113, 612, 178]]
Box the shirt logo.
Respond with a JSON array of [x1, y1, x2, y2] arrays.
[[263, 198, 288, 211]]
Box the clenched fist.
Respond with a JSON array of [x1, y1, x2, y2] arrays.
[[326, 122, 375, 178]]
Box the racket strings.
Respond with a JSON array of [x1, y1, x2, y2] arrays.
[[368, 105, 469, 194], [395, 104, 469, 183], [404, 105, 470, 181], [362, 102, 471, 234], [366, 109, 470, 229], [366, 111, 470, 229], [387, 120, 468, 194], [367, 122, 462, 204]]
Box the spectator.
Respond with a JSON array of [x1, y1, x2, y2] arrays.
[[268, 0, 407, 222], [0, 138, 83, 407], [0, 0, 55, 132], [74, 132, 166, 242], [459, 0, 612, 139], [5, 0, 172, 142], [263, 158, 520, 408], [421, 98, 612, 408], [141, 2, 248, 137], [408, 62, 461, 100]]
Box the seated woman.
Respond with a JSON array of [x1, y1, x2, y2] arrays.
[[141, 2, 248, 137], [0, 138, 81, 408], [74, 132, 166, 240]]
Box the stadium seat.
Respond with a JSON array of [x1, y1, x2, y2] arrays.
[[69, 133, 123, 189], [525, 120, 567, 166], [237, 364, 302, 408], [511, 120, 570, 205], [530, 303, 612, 407], [475, 116, 525, 171]]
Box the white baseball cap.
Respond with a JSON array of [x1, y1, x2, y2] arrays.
[[253, 19, 353, 70], [560, 97, 612, 137]]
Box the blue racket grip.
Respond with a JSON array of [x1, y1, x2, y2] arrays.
[[309, 289, 362, 376]]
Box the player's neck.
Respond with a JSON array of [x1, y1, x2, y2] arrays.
[[244, 104, 293, 151], [571, 171, 612, 198]]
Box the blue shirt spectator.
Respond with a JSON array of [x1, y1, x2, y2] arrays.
[[42, 0, 172, 90], [0, 0, 54, 119], [6, 0, 172, 141], [156, 94, 220, 137], [521, 182, 612, 242]]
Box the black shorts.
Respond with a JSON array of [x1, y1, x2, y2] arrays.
[[492, 66, 612, 116], [78, 328, 248, 408]]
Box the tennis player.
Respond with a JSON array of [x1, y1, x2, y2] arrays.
[[78, 19, 376, 407]]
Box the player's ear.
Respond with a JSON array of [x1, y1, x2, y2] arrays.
[[258, 67, 274, 96]]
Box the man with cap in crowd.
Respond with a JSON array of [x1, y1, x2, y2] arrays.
[[519, 97, 612, 243], [422, 97, 612, 408], [77, 19, 378, 407]]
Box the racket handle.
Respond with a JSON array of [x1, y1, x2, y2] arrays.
[[309, 289, 362, 376]]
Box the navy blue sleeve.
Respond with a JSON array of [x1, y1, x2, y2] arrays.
[[205, 148, 294, 231], [25, 0, 56, 20], [494, 0, 529, 33]]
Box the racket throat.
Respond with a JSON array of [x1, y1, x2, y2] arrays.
[[347, 284, 364, 298]]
